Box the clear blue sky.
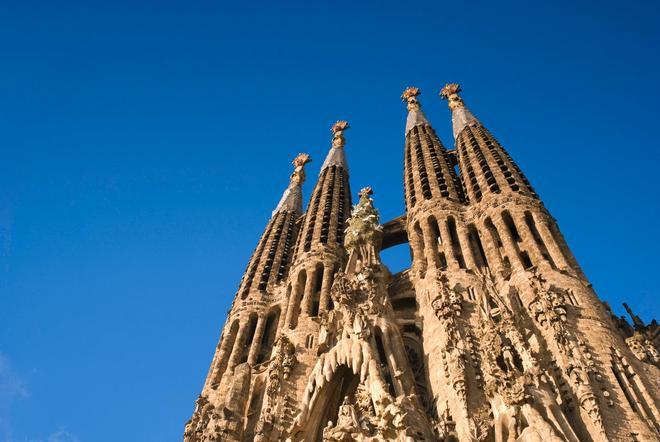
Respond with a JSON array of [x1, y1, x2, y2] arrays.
[[1, 1, 659, 441]]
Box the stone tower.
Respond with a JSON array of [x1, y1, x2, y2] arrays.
[[184, 85, 660, 441]]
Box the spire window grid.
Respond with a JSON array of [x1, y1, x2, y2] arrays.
[[479, 127, 538, 197], [291, 214, 305, 259], [405, 141, 417, 207], [475, 126, 529, 195], [421, 128, 452, 199], [258, 211, 288, 290], [302, 171, 327, 253], [240, 215, 277, 299], [335, 169, 350, 245], [466, 129, 500, 194], [412, 127, 433, 200], [457, 135, 482, 201], [319, 166, 337, 244], [277, 213, 297, 281]]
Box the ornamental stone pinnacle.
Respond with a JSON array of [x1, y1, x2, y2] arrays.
[[290, 153, 311, 186], [402, 86, 430, 134], [185, 83, 660, 442], [401, 86, 421, 110], [439, 82, 464, 109], [272, 152, 310, 216], [331, 120, 349, 148], [321, 120, 350, 171], [440, 82, 479, 139], [344, 186, 382, 268]]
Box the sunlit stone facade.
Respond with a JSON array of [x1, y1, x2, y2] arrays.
[[184, 85, 660, 441]]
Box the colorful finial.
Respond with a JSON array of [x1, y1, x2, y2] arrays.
[[331, 120, 350, 148], [401, 87, 421, 110], [290, 153, 311, 185], [440, 83, 465, 110]]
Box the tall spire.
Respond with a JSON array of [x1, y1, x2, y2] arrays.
[[401, 87, 464, 207], [286, 121, 353, 327], [273, 153, 311, 216], [440, 83, 479, 139], [439, 83, 537, 201], [320, 120, 349, 171], [237, 154, 311, 298], [293, 120, 352, 260]]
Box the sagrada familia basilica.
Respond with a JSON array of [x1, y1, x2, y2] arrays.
[[183, 84, 660, 441]]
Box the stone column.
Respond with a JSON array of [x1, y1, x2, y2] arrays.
[[491, 215, 524, 271], [438, 218, 460, 270], [408, 223, 425, 270], [532, 212, 572, 270], [513, 211, 547, 270], [420, 219, 440, 270], [476, 219, 503, 274], [227, 324, 248, 371], [285, 272, 304, 327], [456, 222, 477, 270], [318, 264, 335, 314], [247, 316, 267, 365], [300, 266, 316, 316]]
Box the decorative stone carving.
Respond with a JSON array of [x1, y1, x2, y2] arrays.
[[476, 272, 581, 442], [286, 189, 435, 441], [401, 86, 421, 110], [291, 153, 311, 185], [431, 274, 462, 320], [266, 334, 297, 397], [626, 332, 660, 366], [331, 120, 349, 148], [186, 85, 660, 442]]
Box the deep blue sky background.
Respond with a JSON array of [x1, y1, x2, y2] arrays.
[[1, 1, 659, 441]]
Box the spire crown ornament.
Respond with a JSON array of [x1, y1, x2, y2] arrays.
[[321, 120, 350, 171], [331, 120, 350, 148], [440, 82, 479, 138], [402, 87, 430, 133], [273, 152, 310, 215], [440, 83, 466, 110], [401, 86, 421, 111], [290, 153, 311, 185]]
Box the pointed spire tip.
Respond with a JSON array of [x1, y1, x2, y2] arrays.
[[321, 120, 349, 171], [273, 152, 310, 216], [439, 83, 465, 109], [440, 82, 479, 138], [402, 86, 429, 133], [401, 86, 420, 104]]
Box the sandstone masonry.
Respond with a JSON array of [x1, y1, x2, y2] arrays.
[[183, 85, 660, 442]]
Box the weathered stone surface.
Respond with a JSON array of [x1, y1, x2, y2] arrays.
[[184, 87, 660, 442]]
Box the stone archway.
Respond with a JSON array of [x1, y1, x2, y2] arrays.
[[305, 365, 361, 442]]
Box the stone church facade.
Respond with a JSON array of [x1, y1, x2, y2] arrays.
[[184, 84, 660, 441]]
